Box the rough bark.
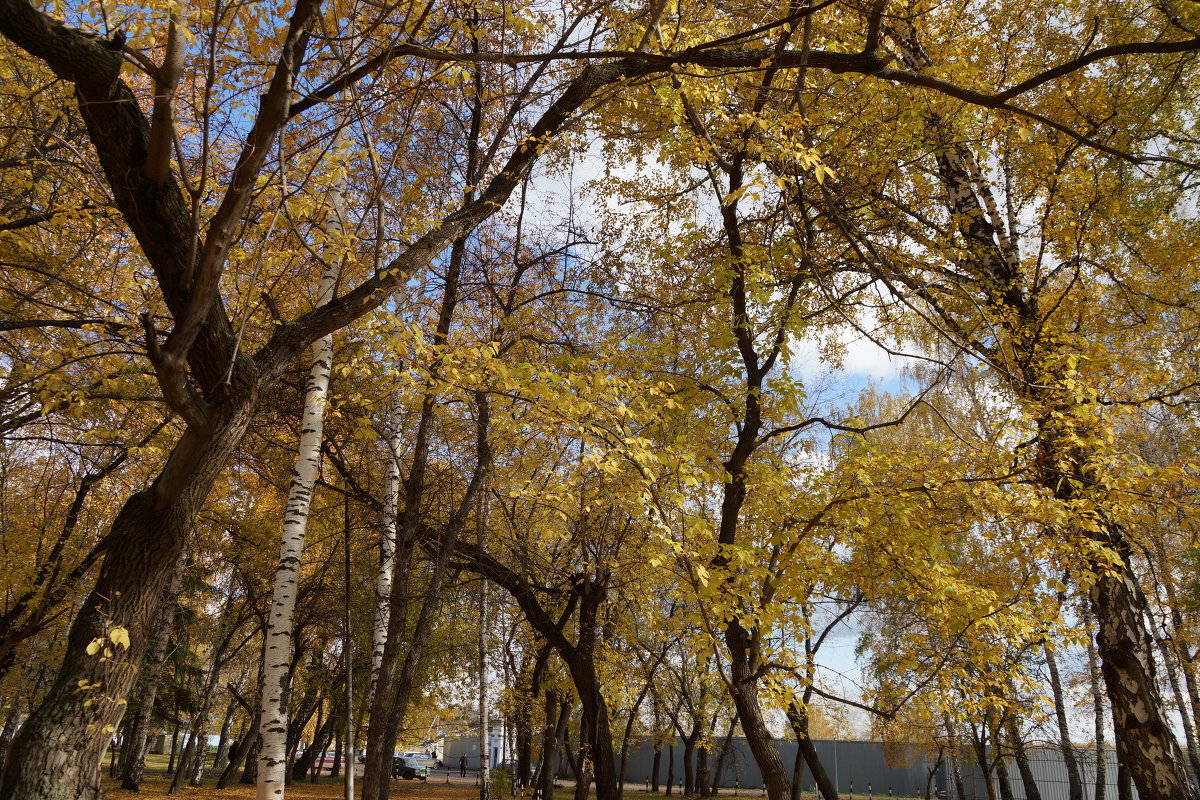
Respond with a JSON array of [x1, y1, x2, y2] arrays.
[[877, 22, 1200, 800], [0, 403, 256, 800]]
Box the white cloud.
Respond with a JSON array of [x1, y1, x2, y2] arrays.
[[790, 323, 906, 384]]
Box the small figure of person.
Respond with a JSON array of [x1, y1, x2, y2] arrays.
[[460, 754, 468, 777]]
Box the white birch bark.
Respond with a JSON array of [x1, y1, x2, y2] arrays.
[[369, 388, 403, 703], [255, 146, 346, 800]]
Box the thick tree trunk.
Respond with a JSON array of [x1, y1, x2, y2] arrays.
[[726, 666, 789, 800], [1090, 559, 1198, 800], [0, 408, 254, 800], [1148, 605, 1200, 782], [561, 646, 619, 800]]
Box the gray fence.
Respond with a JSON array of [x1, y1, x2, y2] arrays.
[[621, 737, 939, 796], [949, 744, 1134, 800]]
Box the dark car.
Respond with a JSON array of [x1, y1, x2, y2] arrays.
[[392, 756, 429, 781]]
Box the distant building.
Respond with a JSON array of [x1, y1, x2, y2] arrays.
[[442, 722, 509, 770]]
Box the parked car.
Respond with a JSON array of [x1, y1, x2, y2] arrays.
[[392, 756, 429, 781], [400, 751, 440, 770]]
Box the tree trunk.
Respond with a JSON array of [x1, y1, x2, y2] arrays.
[[168, 718, 180, 774], [293, 701, 336, 782], [0, 708, 19, 776], [362, 394, 490, 800], [680, 725, 697, 796], [617, 675, 654, 800], [789, 700, 835, 800], [1083, 601, 1107, 800], [651, 744, 662, 793], [666, 743, 674, 796], [241, 735, 261, 784], [256, 253, 338, 798], [994, 751, 1015, 800], [1089, 559, 1198, 800], [969, 724, 996, 800], [218, 727, 255, 789], [1004, 717, 1042, 800], [215, 698, 237, 770], [572, 713, 592, 800], [0, 391, 257, 800], [369, 388, 402, 703], [480, 568, 492, 800], [1044, 643, 1084, 800], [726, 667, 790, 800], [710, 716, 736, 795], [562, 648, 619, 800], [1148, 604, 1200, 782], [536, 695, 567, 800]]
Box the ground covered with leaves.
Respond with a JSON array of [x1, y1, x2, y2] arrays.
[[102, 776, 474, 800]]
